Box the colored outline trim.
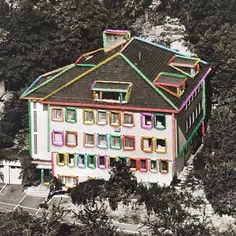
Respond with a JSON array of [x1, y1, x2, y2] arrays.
[[83, 133, 95, 148], [97, 155, 107, 169], [154, 113, 166, 130], [41, 100, 178, 114], [96, 110, 108, 125], [77, 154, 87, 168], [51, 130, 64, 147], [51, 153, 54, 177], [41, 53, 120, 102], [141, 136, 154, 153], [65, 107, 77, 123], [141, 113, 154, 130], [202, 81, 206, 118], [76, 64, 96, 67], [110, 134, 122, 150], [128, 157, 137, 171], [28, 101, 32, 156], [134, 37, 190, 57], [159, 159, 169, 174], [75, 48, 104, 64], [87, 154, 96, 169], [23, 64, 76, 97], [83, 109, 95, 125], [65, 131, 78, 147], [41, 64, 74, 77], [177, 116, 205, 159], [47, 105, 50, 152], [179, 68, 212, 111], [122, 112, 135, 127], [120, 53, 178, 110], [172, 113, 176, 162], [97, 134, 108, 149], [122, 135, 135, 151], [22, 76, 42, 97], [139, 158, 148, 172], [109, 110, 121, 127], [154, 137, 167, 153]]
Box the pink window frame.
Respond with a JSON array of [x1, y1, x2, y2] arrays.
[[139, 158, 148, 172], [141, 113, 153, 129], [122, 135, 135, 151]]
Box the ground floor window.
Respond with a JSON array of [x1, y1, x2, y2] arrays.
[[129, 158, 137, 171], [59, 176, 78, 187], [139, 158, 148, 172], [159, 160, 168, 174]]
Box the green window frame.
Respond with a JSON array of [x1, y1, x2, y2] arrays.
[[87, 154, 96, 169], [154, 114, 166, 130], [110, 134, 122, 150], [65, 107, 77, 123]]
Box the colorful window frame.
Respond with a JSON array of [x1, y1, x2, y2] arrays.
[[122, 112, 134, 127], [51, 108, 64, 122], [97, 134, 108, 149], [97, 155, 107, 169], [122, 135, 135, 151], [128, 157, 137, 171], [155, 138, 167, 153], [56, 153, 67, 166], [65, 131, 78, 147], [139, 158, 148, 172], [77, 154, 86, 168], [118, 156, 127, 164], [110, 134, 122, 150], [141, 136, 153, 153], [87, 154, 96, 169], [68, 153, 76, 167], [150, 159, 158, 173], [96, 110, 108, 125], [110, 111, 121, 127], [154, 114, 166, 130], [83, 109, 95, 125], [52, 130, 64, 147], [65, 107, 77, 123], [141, 113, 153, 129], [159, 159, 169, 174], [84, 133, 95, 148], [109, 156, 117, 168]]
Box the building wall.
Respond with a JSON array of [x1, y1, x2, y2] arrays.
[[30, 102, 51, 161], [49, 106, 175, 186]]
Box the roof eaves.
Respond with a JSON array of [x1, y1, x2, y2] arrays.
[[75, 48, 104, 64], [22, 64, 76, 98], [120, 52, 179, 111], [41, 52, 120, 102]]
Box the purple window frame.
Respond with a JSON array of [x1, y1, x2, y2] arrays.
[[141, 113, 154, 129], [52, 130, 64, 147], [97, 155, 107, 169]]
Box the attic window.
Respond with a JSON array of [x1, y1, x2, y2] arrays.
[[168, 55, 200, 78], [153, 72, 187, 98], [91, 80, 132, 104]]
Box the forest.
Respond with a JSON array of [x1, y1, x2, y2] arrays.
[[0, 0, 235, 234]]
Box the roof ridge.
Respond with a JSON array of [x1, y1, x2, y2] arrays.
[[40, 53, 120, 102], [22, 64, 76, 98], [120, 53, 178, 110]]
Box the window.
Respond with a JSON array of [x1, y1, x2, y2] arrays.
[[141, 136, 153, 152], [91, 81, 132, 104], [192, 111, 195, 124], [96, 110, 107, 125], [110, 111, 121, 126], [84, 133, 95, 147], [56, 153, 67, 166], [123, 135, 135, 150], [52, 130, 64, 146], [97, 134, 108, 149], [77, 154, 86, 168], [159, 160, 168, 173], [65, 108, 77, 123], [33, 111, 37, 132], [123, 112, 134, 127], [139, 158, 148, 172], [52, 108, 63, 122], [195, 106, 198, 119], [65, 131, 78, 147], [68, 154, 75, 167], [59, 176, 78, 187], [141, 113, 153, 129], [109, 156, 117, 168], [155, 138, 167, 153], [118, 156, 127, 164], [110, 134, 121, 149], [185, 120, 189, 133], [97, 155, 106, 169], [87, 155, 96, 168], [154, 114, 166, 130], [150, 160, 157, 172], [33, 134, 37, 154], [43, 104, 48, 111], [83, 109, 94, 124], [33, 101, 37, 109], [188, 115, 192, 128], [129, 158, 137, 171]]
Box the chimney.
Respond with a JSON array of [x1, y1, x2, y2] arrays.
[[102, 29, 131, 52]]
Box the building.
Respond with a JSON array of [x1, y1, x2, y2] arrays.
[[21, 30, 211, 187]]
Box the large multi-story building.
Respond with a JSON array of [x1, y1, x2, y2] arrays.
[[21, 30, 211, 187]]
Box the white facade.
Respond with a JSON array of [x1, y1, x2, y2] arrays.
[[0, 160, 22, 184]]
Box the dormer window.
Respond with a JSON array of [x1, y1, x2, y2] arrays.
[[91, 80, 132, 104], [153, 72, 187, 98], [168, 55, 200, 78]]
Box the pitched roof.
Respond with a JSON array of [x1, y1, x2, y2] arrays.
[[21, 36, 211, 112]]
